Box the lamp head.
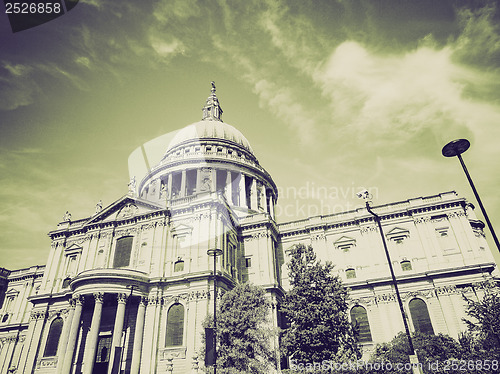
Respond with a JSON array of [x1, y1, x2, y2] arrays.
[[442, 139, 470, 157]]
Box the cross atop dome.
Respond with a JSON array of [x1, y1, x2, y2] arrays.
[[202, 81, 223, 121]]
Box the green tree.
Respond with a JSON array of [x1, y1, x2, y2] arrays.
[[461, 287, 500, 361], [280, 244, 360, 366], [371, 331, 463, 373], [203, 283, 277, 374]]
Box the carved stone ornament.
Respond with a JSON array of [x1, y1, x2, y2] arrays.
[[414, 217, 431, 224], [128, 176, 137, 195], [36, 357, 58, 369], [360, 226, 377, 234], [375, 293, 397, 303], [250, 232, 269, 240], [348, 297, 375, 307], [310, 232, 326, 241], [159, 347, 187, 361], [117, 293, 128, 304], [0, 334, 19, 344], [188, 290, 208, 300], [115, 227, 137, 237], [117, 203, 139, 219], [95, 200, 103, 214], [63, 211, 72, 222], [93, 292, 104, 303], [73, 294, 85, 306], [147, 296, 162, 305], [141, 222, 157, 231]]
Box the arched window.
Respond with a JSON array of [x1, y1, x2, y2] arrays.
[[409, 298, 434, 335], [350, 306, 372, 342], [174, 259, 184, 272], [401, 260, 412, 271], [44, 317, 63, 357], [113, 236, 133, 268], [346, 268, 356, 279], [166, 303, 184, 346]]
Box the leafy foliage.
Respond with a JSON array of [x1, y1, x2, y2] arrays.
[[203, 283, 277, 374], [461, 287, 500, 361], [372, 331, 463, 373], [280, 244, 360, 365]]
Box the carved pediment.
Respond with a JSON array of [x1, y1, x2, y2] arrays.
[[85, 196, 163, 226], [171, 223, 193, 237], [334, 236, 356, 251], [386, 227, 410, 243], [64, 243, 83, 254], [5, 288, 20, 296]]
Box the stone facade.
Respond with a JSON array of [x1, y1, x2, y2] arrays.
[[0, 85, 498, 373]]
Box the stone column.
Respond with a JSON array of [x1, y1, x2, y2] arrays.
[[108, 293, 128, 374], [83, 292, 104, 374], [24, 310, 46, 374], [180, 170, 187, 197], [61, 295, 84, 374], [167, 174, 173, 201], [16, 311, 37, 373], [55, 300, 76, 374], [0, 336, 14, 374], [250, 178, 258, 210], [238, 173, 246, 208], [269, 195, 275, 219], [210, 168, 217, 192], [261, 184, 268, 213], [225, 171, 232, 204], [140, 296, 158, 373], [130, 297, 147, 374], [195, 169, 202, 194]]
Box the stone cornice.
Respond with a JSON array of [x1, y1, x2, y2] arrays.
[[278, 193, 466, 238], [346, 262, 496, 291]]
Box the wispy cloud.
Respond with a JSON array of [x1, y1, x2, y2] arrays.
[[0, 63, 40, 110], [453, 4, 500, 68], [313, 40, 500, 152]]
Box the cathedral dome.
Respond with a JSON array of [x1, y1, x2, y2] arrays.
[[137, 82, 278, 212], [163, 120, 254, 157]]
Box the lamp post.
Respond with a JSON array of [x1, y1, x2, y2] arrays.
[[207, 248, 223, 374], [358, 191, 422, 374], [442, 139, 500, 253]]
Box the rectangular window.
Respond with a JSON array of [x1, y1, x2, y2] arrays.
[[113, 237, 133, 268], [245, 258, 252, 268]]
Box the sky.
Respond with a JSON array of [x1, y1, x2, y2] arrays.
[[1, 0, 500, 269]]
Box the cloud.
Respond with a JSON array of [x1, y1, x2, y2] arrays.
[[149, 36, 186, 58], [313, 41, 500, 152], [453, 4, 500, 68], [0, 63, 40, 110], [153, 0, 201, 23]]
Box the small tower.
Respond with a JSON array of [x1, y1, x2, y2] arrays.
[[202, 81, 223, 121]]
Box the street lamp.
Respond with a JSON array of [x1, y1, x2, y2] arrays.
[[442, 139, 500, 253], [207, 248, 223, 374], [358, 191, 422, 374]]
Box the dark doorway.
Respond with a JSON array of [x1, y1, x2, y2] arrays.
[[93, 336, 112, 374]]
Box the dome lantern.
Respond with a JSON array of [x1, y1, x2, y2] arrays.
[[202, 81, 223, 121]]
